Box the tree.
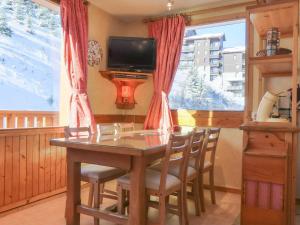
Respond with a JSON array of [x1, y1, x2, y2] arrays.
[[38, 8, 50, 28], [0, 9, 12, 37], [26, 16, 34, 34], [184, 67, 205, 106], [3, 0, 13, 12], [49, 14, 58, 34], [15, 0, 26, 25]]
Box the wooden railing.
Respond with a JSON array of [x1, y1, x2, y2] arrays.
[[0, 111, 59, 129], [0, 127, 65, 212]]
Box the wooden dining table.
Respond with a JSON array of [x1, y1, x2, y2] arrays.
[[50, 130, 170, 225]]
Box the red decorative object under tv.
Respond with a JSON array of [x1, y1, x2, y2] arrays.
[[100, 70, 152, 109]]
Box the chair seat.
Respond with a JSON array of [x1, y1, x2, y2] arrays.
[[150, 163, 197, 179], [117, 169, 181, 193], [81, 164, 126, 183]]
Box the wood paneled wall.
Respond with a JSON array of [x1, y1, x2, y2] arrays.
[[0, 127, 65, 213], [172, 110, 243, 128], [94, 110, 243, 128]]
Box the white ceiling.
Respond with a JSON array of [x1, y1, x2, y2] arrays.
[[88, 0, 235, 22]]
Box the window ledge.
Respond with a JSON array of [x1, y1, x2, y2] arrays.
[[171, 109, 244, 128]]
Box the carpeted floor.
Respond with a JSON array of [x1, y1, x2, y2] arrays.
[[232, 216, 240, 225]]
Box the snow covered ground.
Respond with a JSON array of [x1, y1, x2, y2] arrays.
[[0, 0, 61, 111]]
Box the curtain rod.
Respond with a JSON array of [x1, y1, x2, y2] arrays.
[[143, 0, 257, 24]]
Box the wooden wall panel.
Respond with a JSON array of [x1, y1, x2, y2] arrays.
[[172, 110, 243, 128], [94, 110, 243, 128], [0, 127, 65, 213], [32, 135, 40, 197], [19, 136, 27, 201], [94, 114, 146, 124], [4, 136, 13, 205], [39, 134, 46, 194], [26, 135, 33, 199], [44, 134, 52, 193], [12, 136, 20, 203], [50, 134, 57, 192], [0, 137, 5, 206]]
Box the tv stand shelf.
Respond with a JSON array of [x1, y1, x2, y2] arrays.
[[100, 70, 152, 81]]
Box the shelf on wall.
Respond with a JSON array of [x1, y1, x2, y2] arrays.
[[248, 0, 297, 37], [100, 70, 152, 80], [249, 54, 292, 77]]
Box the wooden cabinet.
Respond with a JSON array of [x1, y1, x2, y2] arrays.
[[241, 1, 299, 225]]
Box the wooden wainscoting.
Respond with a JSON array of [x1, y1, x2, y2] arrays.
[[171, 110, 244, 128], [94, 110, 243, 128], [0, 127, 65, 213], [94, 114, 146, 124]]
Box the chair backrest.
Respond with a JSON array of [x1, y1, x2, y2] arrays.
[[118, 122, 135, 132], [200, 128, 221, 170], [97, 123, 119, 136], [189, 128, 206, 170], [159, 131, 194, 193], [64, 126, 91, 138]]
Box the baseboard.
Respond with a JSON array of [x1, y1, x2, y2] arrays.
[[0, 183, 90, 216], [204, 184, 241, 194], [0, 187, 66, 215]]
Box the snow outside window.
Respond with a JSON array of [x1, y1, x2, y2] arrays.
[[0, 0, 61, 111], [169, 20, 246, 111]]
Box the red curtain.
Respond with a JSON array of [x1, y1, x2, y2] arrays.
[[144, 16, 185, 130], [60, 0, 96, 131]]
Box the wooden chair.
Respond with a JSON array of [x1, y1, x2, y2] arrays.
[[185, 128, 206, 218], [198, 128, 221, 212], [64, 126, 126, 225], [64, 126, 92, 138], [151, 128, 206, 220], [118, 122, 135, 132], [97, 123, 120, 135], [117, 132, 194, 225]]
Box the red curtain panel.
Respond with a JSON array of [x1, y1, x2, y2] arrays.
[[60, 0, 96, 131], [144, 16, 186, 130]]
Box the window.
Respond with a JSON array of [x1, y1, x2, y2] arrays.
[[0, 0, 61, 111], [169, 20, 246, 111]]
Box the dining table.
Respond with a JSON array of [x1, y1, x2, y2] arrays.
[[50, 129, 171, 225]]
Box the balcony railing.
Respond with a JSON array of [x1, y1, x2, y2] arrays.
[[0, 111, 59, 129], [226, 86, 244, 91], [210, 45, 221, 50], [180, 54, 194, 61], [181, 45, 195, 53]]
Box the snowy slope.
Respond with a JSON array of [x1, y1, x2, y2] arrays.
[[0, 0, 61, 111]]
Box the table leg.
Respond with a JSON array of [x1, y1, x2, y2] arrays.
[[128, 156, 146, 225], [66, 150, 81, 225]]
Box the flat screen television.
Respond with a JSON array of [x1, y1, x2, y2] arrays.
[[108, 36, 156, 72]]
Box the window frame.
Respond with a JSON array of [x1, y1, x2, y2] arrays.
[[172, 13, 247, 128]]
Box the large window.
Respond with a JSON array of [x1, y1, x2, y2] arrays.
[[169, 20, 246, 111], [0, 0, 61, 111]]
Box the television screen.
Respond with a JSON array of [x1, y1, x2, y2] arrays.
[[108, 36, 156, 72]]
